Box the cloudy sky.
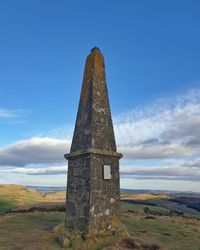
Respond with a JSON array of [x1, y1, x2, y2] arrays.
[[0, 1, 200, 191]]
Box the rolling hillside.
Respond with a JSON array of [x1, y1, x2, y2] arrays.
[[0, 185, 200, 249]]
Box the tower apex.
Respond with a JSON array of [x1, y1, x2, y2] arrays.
[[90, 47, 101, 53]]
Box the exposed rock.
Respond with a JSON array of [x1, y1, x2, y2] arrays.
[[58, 235, 71, 248]]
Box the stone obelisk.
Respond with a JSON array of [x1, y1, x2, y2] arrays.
[[65, 47, 122, 235]]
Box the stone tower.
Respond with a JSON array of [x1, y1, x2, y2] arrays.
[[65, 47, 122, 235]]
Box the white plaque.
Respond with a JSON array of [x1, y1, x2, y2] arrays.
[[103, 165, 111, 179]]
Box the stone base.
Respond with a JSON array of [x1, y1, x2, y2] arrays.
[[54, 218, 129, 249], [87, 215, 121, 237], [66, 153, 121, 235]]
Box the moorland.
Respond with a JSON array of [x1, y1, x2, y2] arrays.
[[0, 185, 199, 250]]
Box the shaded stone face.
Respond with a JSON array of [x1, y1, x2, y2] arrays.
[[65, 48, 122, 235]]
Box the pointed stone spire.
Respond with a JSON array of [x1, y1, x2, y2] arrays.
[[69, 47, 117, 155], [65, 48, 122, 235]]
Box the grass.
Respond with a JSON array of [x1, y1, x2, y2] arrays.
[[121, 202, 200, 250], [0, 212, 64, 250], [0, 198, 16, 213], [0, 185, 45, 207], [121, 201, 170, 215], [0, 185, 200, 249], [0, 184, 66, 211], [121, 193, 170, 200], [54, 219, 129, 250], [0, 212, 129, 250], [0, 207, 199, 249], [122, 214, 200, 250]]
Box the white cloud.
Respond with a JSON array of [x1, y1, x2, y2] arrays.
[[0, 108, 19, 119], [0, 108, 29, 122], [118, 141, 199, 159], [0, 137, 70, 167], [120, 161, 200, 182], [115, 88, 200, 159], [0, 164, 67, 175]]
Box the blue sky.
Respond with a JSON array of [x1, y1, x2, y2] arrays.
[[0, 0, 200, 191]]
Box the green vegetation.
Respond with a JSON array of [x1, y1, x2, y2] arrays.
[[0, 206, 199, 249], [121, 194, 200, 219], [0, 185, 200, 249], [0, 184, 65, 212], [54, 220, 129, 250], [0, 198, 16, 213], [122, 214, 200, 250], [121, 201, 200, 250], [0, 212, 64, 250], [121, 201, 170, 215], [0, 185, 45, 208]]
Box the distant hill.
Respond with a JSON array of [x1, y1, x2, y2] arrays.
[[1, 185, 199, 215], [121, 188, 200, 196], [26, 185, 200, 197], [26, 185, 66, 193], [0, 184, 65, 213]]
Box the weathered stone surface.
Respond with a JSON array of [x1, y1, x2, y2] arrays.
[[65, 48, 122, 235], [58, 235, 70, 248]]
